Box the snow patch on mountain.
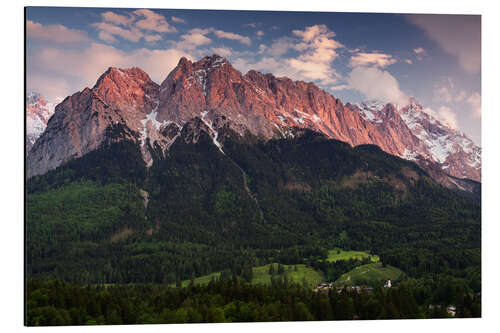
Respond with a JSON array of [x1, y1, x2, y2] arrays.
[[200, 111, 224, 154], [26, 91, 55, 151], [356, 98, 481, 180], [355, 101, 385, 124]]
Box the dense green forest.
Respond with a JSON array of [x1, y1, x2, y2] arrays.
[[26, 127, 481, 323], [26, 278, 480, 325]]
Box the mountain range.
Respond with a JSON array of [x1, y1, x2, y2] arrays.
[[26, 54, 481, 291], [26, 54, 481, 189]]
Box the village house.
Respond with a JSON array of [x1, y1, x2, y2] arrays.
[[446, 306, 457, 317]]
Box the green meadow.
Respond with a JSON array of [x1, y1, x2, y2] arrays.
[[174, 264, 325, 288], [326, 249, 379, 263], [334, 262, 404, 287]]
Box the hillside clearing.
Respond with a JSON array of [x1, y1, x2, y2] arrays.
[[334, 262, 403, 287], [173, 264, 324, 288], [326, 249, 379, 263]]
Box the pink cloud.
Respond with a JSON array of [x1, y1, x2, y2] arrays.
[[467, 92, 481, 118], [211, 47, 232, 57], [92, 22, 143, 43], [26, 20, 89, 43], [101, 11, 134, 26], [177, 29, 213, 49], [144, 34, 162, 43], [171, 16, 186, 24], [349, 52, 397, 68], [413, 47, 425, 54], [232, 25, 342, 86], [133, 9, 177, 33], [213, 29, 251, 45]]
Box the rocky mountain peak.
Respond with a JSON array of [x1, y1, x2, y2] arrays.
[[93, 66, 159, 115], [357, 98, 481, 181], [26, 91, 55, 154], [27, 55, 481, 184]]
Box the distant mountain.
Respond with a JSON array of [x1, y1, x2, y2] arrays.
[[26, 54, 480, 188], [26, 91, 54, 153], [355, 98, 481, 181]]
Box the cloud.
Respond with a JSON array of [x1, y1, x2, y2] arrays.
[[177, 28, 213, 49], [211, 47, 232, 57], [406, 14, 480, 74], [331, 84, 350, 91], [456, 90, 467, 102], [232, 25, 342, 86], [348, 66, 408, 105], [93, 9, 178, 43], [144, 34, 162, 42], [96, 31, 117, 43], [92, 22, 143, 42], [349, 52, 397, 68], [213, 29, 251, 45], [413, 47, 425, 54], [467, 92, 481, 118], [176, 28, 251, 48], [171, 16, 186, 24], [292, 24, 338, 44], [133, 9, 177, 33], [27, 42, 192, 101], [26, 73, 72, 103], [265, 37, 294, 57], [433, 77, 477, 107], [258, 44, 267, 53], [287, 25, 343, 84], [244, 22, 262, 28], [101, 11, 134, 26], [423, 106, 459, 129], [436, 86, 453, 103], [256, 30, 264, 37], [413, 47, 427, 61], [436, 106, 459, 129], [26, 20, 89, 43], [404, 59, 413, 64]]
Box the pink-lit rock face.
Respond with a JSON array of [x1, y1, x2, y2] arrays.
[[27, 55, 481, 183], [155, 56, 412, 154], [27, 68, 159, 177]]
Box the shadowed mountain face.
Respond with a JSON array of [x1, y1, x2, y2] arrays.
[[26, 123, 481, 283], [27, 54, 480, 186]]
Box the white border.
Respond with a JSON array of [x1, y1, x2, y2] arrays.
[[2, 1, 498, 332]]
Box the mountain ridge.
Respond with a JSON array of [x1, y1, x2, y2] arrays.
[[26, 54, 481, 185]]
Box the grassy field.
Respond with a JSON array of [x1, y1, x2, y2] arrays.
[[173, 264, 325, 288], [334, 262, 404, 287], [326, 249, 379, 263]]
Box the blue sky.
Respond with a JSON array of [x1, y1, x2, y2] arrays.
[[26, 7, 481, 144]]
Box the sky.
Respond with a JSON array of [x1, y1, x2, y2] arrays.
[[26, 7, 481, 145]]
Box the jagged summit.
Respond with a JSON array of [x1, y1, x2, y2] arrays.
[[26, 91, 55, 154], [27, 55, 481, 184]]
